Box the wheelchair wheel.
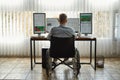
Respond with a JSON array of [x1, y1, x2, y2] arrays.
[[76, 49, 81, 75], [73, 54, 81, 76], [46, 51, 52, 77], [46, 60, 52, 77], [45, 54, 49, 76], [73, 58, 78, 76], [76, 60, 80, 75], [77, 62, 80, 75]]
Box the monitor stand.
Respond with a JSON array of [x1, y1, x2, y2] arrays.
[[84, 33, 88, 36], [38, 33, 41, 37], [83, 33, 92, 38]]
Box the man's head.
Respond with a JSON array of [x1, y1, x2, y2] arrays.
[[58, 13, 67, 25]]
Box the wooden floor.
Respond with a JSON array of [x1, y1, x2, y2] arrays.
[[0, 58, 120, 80]]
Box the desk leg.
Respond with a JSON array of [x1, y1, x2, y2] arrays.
[[90, 41, 92, 64], [30, 39, 33, 70], [34, 40, 36, 64], [95, 40, 97, 70]]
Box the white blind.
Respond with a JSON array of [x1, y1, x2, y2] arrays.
[[0, 0, 120, 57]]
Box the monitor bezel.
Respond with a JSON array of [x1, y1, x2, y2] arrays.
[[33, 13, 46, 34], [80, 13, 92, 35]]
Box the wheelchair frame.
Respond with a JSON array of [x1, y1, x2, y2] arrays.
[[45, 48, 81, 77]]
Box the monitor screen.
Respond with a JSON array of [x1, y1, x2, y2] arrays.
[[80, 13, 92, 35], [33, 13, 46, 34], [46, 18, 58, 32], [46, 18, 79, 32]]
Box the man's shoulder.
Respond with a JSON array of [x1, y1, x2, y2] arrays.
[[65, 26, 74, 31], [51, 26, 58, 30]]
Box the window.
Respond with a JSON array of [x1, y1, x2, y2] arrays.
[[115, 13, 120, 39]]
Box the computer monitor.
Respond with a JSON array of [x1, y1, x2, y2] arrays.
[[33, 13, 46, 35], [46, 18, 58, 32], [80, 13, 92, 36], [46, 18, 79, 33]]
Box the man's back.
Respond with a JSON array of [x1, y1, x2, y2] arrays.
[[47, 13, 75, 39], [48, 25, 74, 38], [47, 13, 77, 62]]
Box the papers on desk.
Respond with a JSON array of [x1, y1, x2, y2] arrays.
[[32, 33, 49, 38], [80, 36, 93, 38], [40, 33, 48, 38], [76, 36, 96, 40]]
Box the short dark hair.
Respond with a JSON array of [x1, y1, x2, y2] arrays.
[[59, 13, 67, 23]]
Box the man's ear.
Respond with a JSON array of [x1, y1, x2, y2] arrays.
[[65, 19, 67, 23]]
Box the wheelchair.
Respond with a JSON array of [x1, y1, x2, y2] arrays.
[[45, 36, 81, 77]]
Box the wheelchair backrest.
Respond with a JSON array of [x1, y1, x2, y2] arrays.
[[50, 36, 75, 58]]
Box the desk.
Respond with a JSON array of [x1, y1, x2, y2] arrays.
[[30, 36, 97, 70]]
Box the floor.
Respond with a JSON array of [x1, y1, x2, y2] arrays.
[[0, 58, 120, 80]]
